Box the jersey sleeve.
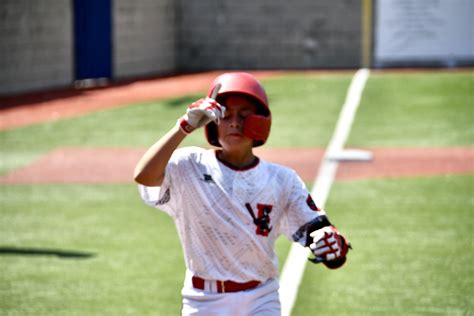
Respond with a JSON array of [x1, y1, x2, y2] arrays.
[[279, 170, 328, 246], [138, 147, 193, 216]]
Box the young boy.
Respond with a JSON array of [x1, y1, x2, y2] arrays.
[[134, 72, 350, 315]]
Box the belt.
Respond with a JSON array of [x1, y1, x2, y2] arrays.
[[192, 276, 260, 293]]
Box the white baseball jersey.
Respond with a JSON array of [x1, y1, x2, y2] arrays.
[[138, 146, 326, 283]]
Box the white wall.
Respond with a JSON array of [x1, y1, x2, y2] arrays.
[[374, 0, 474, 67]]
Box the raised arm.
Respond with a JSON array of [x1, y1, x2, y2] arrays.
[[133, 97, 225, 187], [133, 125, 186, 186]]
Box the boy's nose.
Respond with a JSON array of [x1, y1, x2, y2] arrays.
[[229, 115, 243, 127]]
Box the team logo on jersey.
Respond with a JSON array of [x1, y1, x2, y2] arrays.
[[306, 194, 321, 211], [201, 174, 215, 183], [245, 203, 273, 236]]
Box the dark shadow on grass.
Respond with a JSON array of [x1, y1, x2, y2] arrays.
[[0, 246, 96, 259]]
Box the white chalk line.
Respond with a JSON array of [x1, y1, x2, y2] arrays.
[[279, 68, 370, 316]]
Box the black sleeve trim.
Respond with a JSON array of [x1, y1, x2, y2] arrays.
[[155, 188, 170, 205]]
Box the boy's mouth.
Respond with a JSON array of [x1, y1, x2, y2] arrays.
[[228, 132, 243, 137]]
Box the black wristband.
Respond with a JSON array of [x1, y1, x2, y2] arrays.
[[292, 215, 332, 246]]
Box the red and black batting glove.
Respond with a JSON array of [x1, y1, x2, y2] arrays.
[[308, 226, 351, 269], [177, 97, 225, 134]]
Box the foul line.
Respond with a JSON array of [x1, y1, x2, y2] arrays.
[[279, 68, 370, 316]]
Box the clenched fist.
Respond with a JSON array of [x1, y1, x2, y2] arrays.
[[309, 226, 351, 269], [178, 98, 225, 134]]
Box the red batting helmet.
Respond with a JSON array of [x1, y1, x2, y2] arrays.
[[205, 72, 271, 147]]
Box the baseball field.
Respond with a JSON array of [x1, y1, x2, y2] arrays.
[[1, 70, 473, 315]]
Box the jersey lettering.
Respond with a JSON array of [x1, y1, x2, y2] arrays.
[[245, 203, 273, 236]]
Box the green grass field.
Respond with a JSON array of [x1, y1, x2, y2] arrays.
[[1, 71, 473, 315], [294, 175, 473, 315]]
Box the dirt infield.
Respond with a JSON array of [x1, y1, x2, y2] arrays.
[[0, 70, 311, 130], [1, 147, 472, 184], [0, 72, 228, 130]]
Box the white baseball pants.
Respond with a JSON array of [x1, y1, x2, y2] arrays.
[[181, 272, 281, 316]]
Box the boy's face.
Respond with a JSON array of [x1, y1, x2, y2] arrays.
[[217, 95, 258, 151]]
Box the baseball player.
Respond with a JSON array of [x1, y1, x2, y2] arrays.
[[134, 72, 350, 315]]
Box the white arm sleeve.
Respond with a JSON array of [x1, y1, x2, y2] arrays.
[[138, 147, 194, 216], [279, 170, 327, 246]]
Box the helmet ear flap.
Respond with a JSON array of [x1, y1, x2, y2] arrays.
[[243, 115, 271, 142]]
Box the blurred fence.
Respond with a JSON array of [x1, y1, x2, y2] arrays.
[[0, 0, 472, 96]]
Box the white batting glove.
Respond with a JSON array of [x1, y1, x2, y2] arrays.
[[309, 226, 350, 262], [177, 98, 225, 134]]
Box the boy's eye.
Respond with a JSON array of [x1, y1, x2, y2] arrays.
[[221, 108, 255, 120]]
